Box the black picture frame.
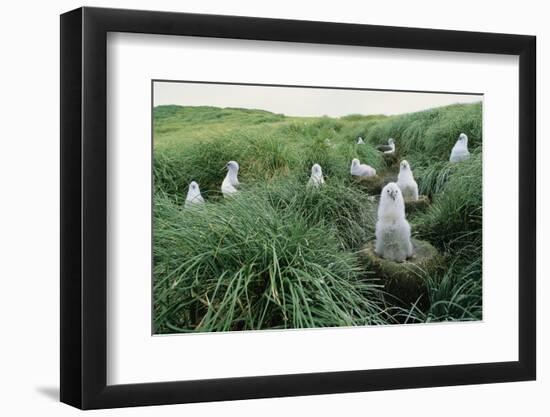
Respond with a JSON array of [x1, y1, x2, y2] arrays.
[[60, 6, 536, 410]]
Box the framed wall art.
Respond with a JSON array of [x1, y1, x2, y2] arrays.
[[60, 6, 536, 409]]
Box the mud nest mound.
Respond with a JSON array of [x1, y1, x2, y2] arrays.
[[382, 152, 400, 169], [359, 239, 444, 307], [405, 195, 431, 214], [353, 172, 397, 195]]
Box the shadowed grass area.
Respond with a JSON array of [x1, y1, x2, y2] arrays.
[[153, 101, 483, 332], [395, 232, 482, 323]]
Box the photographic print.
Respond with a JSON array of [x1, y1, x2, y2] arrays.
[[152, 81, 482, 334]]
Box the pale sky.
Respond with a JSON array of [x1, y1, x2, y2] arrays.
[[153, 81, 482, 117]]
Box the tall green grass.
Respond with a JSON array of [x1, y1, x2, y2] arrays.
[[408, 153, 482, 321], [362, 102, 482, 163], [398, 232, 482, 323], [414, 153, 482, 245], [154, 189, 389, 333]]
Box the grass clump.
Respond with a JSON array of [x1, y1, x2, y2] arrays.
[[259, 179, 377, 250], [397, 233, 482, 323], [153, 191, 388, 333], [406, 153, 482, 322], [415, 153, 482, 246], [362, 102, 482, 163]]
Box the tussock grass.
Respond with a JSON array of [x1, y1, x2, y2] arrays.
[[259, 179, 377, 250], [362, 102, 482, 162], [415, 153, 482, 245], [397, 233, 482, 323], [408, 154, 483, 321], [153, 191, 389, 333]]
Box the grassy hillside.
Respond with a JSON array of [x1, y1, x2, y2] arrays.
[[153, 102, 483, 333]]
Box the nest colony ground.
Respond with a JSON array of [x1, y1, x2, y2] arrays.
[[153, 102, 483, 333]]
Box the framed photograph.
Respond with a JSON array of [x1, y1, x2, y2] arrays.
[[60, 6, 536, 410]]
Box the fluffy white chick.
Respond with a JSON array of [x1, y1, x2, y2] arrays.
[[307, 163, 325, 187], [221, 160, 240, 197], [350, 158, 376, 177], [184, 181, 205, 207], [396, 160, 419, 201], [449, 133, 470, 163], [375, 182, 413, 262]]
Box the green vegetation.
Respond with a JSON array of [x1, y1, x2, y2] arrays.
[[153, 101, 482, 333]]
